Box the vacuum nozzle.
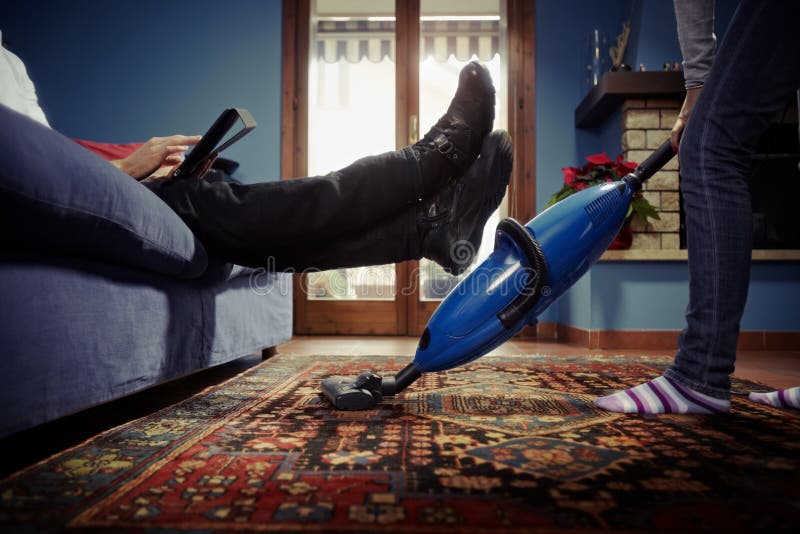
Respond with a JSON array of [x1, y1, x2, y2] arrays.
[[321, 363, 422, 410], [321, 371, 384, 410]]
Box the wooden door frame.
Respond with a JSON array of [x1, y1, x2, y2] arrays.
[[281, 0, 310, 334], [282, 0, 536, 336], [506, 0, 537, 224], [396, 0, 424, 336], [393, 0, 420, 336]]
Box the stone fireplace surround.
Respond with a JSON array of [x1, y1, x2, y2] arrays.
[[621, 97, 681, 250]]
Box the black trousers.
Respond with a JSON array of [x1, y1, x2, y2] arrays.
[[154, 147, 423, 271]]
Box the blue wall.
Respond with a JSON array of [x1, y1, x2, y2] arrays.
[[536, 0, 799, 332], [0, 0, 282, 183], [2, 0, 796, 332]]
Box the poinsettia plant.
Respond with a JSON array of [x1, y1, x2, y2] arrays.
[[545, 152, 660, 224]]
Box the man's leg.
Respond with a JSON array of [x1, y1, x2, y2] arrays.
[[272, 130, 513, 272], [156, 148, 420, 267], [155, 62, 495, 268], [597, 0, 800, 413], [270, 204, 419, 272]]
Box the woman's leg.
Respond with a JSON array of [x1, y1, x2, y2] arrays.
[[666, 0, 800, 399], [596, 0, 800, 413]]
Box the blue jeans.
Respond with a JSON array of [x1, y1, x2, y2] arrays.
[[665, 0, 800, 398]]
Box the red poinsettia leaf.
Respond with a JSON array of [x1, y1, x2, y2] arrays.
[[562, 166, 581, 186], [616, 160, 638, 175], [586, 152, 613, 166]]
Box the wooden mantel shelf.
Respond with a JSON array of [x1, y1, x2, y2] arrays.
[[600, 249, 800, 262], [575, 71, 685, 128]]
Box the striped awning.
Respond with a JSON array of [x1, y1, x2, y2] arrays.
[[316, 19, 500, 63]]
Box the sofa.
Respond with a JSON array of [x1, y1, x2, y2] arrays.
[[0, 105, 293, 438]]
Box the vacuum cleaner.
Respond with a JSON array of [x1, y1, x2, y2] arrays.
[[321, 139, 676, 410]]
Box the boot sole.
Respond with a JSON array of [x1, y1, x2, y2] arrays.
[[441, 130, 512, 275], [464, 130, 513, 245]]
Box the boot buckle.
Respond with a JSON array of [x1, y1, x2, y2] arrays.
[[433, 133, 454, 155]]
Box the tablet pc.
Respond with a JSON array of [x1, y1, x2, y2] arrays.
[[171, 108, 256, 179]]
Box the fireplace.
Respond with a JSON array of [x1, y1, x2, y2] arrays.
[[577, 72, 800, 253], [729, 121, 800, 249]]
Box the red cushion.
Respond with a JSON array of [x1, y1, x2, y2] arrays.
[[73, 139, 144, 161]]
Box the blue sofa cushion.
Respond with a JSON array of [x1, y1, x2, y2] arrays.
[[0, 104, 208, 278]]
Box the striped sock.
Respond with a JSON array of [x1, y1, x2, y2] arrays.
[[748, 387, 800, 410], [595, 375, 731, 414]]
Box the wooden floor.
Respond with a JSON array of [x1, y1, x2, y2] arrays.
[[279, 336, 800, 390], [2, 337, 797, 478]]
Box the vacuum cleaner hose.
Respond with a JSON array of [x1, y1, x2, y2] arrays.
[[380, 363, 423, 395], [494, 218, 549, 329]]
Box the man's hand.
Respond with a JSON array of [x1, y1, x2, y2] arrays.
[[112, 134, 202, 180], [671, 86, 703, 152]]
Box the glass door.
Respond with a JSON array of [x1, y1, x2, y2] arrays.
[[287, 0, 522, 336], [408, 0, 509, 334]]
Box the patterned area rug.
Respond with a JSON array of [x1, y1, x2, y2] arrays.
[[2, 353, 799, 532]]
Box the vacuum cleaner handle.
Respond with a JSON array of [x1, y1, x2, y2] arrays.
[[627, 139, 676, 190]]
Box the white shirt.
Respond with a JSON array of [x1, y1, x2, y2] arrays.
[[0, 30, 50, 127]]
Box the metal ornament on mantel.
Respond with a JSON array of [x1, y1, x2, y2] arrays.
[[610, 20, 631, 71]]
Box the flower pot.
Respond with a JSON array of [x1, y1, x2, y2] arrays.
[[608, 220, 633, 250]]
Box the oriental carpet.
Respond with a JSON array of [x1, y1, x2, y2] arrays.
[[1, 353, 798, 531]]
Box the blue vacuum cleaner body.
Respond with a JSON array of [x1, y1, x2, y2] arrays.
[[321, 140, 675, 410], [417, 179, 633, 373]]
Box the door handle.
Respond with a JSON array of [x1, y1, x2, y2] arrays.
[[409, 114, 418, 145]]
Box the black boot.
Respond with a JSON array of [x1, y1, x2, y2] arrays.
[[420, 130, 513, 275], [413, 61, 496, 198]]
